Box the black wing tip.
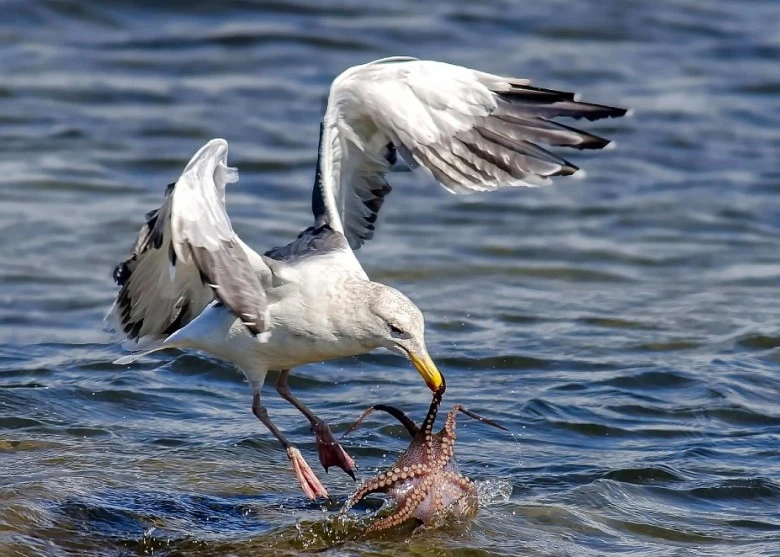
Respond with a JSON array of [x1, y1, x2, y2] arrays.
[[610, 105, 629, 118], [575, 135, 612, 150], [113, 259, 132, 286], [577, 103, 628, 121], [503, 84, 629, 120], [551, 162, 580, 177], [507, 83, 577, 102], [498, 87, 629, 123], [548, 119, 613, 150], [122, 316, 143, 339], [118, 184, 172, 287]]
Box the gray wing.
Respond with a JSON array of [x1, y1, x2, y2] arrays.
[[315, 57, 627, 249], [263, 124, 360, 264], [108, 139, 270, 342], [263, 223, 349, 263]]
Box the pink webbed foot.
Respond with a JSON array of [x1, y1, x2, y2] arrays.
[[312, 419, 356, 479], [287, 446, 329, 500]]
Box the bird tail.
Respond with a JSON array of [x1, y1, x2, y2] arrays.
[[112, 334, 185, 365]]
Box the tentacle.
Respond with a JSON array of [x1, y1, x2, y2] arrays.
[[437, 471, 478, 520], [364, 477, 435, 534], [340, 476, 387, 515], [455, 405, 509, 432], [420, 387, 445, 461], [442, 470, 474, 493], [371, 404, 420, 436], [341, 404, 419, 439], [340, 460, 431, 516], [436, 405, 461, 463], [419, 383, 445, 436]]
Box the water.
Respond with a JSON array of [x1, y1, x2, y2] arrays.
[[2, 0, 780, 555]]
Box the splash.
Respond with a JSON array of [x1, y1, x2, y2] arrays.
[[475, 478, 513, 506]]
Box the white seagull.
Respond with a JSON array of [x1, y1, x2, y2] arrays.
[[109, 57, 626, 499]]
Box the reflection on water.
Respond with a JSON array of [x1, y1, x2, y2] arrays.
[[2, 0, 780, 555]]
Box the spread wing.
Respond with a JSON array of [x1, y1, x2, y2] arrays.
[[107, 138, 270, 343], [314, 57, 627, 249]]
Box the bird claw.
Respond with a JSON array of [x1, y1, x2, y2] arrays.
[[287, 446, 329, 500], [312, 419, 357, 479]]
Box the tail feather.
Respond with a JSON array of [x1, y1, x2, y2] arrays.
[[114, 346, 166, 365], [113, 336, 177, 365]]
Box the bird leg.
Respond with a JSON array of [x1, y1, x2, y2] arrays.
[[252, 391, 328, 500], [275, 369, 356, 479]]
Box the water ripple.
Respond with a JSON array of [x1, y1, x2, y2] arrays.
[[2, 0, 780, 555]]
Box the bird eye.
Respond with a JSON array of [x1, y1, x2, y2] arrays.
[[388, 323, 405, 336]]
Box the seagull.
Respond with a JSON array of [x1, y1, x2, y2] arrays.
[[108, 56, 626, 499]]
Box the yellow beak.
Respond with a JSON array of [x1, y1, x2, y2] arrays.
[[409, 351, 444, 392]]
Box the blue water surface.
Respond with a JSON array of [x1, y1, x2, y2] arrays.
[[1, 1, 780, 555]]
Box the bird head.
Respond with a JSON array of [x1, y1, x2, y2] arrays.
[[367, 283, 443, 392]]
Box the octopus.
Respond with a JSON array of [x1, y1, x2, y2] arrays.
[[340, 382, 507, 533]]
